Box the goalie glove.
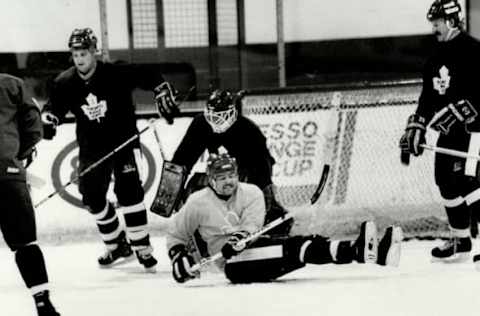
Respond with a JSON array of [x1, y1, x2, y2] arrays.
[[169, 245, 198, 283], [154, 82, 179, 125], [401, 114, 426, 157], [221, 231, 250, 259], [430, 99, 478, 134], [41, 112, 59, 140]]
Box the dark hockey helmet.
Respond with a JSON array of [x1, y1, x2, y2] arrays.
[[427, 0, 462, 27], [206, 152, 238, 180], [204, 89, 238, 133], [68, 28, 98, 50]]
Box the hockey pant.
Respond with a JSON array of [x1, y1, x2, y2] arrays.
[[435, 133, 480, 237], [0, 179, 50, 294], [78, 149, 150, 250], [224, 235, 355, 284]]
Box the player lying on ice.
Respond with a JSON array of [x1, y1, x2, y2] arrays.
[[166, 151, 403, 284]]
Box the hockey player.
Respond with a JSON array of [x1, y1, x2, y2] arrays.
[[0, 74, 60, 315], [170, 89, 291, 235], [400, 0, 480, 262], [41, 28, 178, 271], [167, 152, 402, 284]]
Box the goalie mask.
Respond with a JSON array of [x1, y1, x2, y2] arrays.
[[204, 89, 238, 133], [427, 0, 462, 28], [207, 152, 239, 196], [68, 28, 98, 50]]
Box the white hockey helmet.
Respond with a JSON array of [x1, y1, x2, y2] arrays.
[[204, 89, 238, 133]]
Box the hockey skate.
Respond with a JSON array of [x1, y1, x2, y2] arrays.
[[354, 221, 378, 263], [377, 226, 403, 267], [431, 237, 471, 263], [98, 233, 135, 268], [136, 246, 158, 273], [34, 290, 60, 316]]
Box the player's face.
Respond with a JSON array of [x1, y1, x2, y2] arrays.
[[212, 170, 239, 196], [430, 18, 454, 42], [71, 48, 96, 74]]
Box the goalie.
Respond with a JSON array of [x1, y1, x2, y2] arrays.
[[154, 89, 292, 236], [166, 152, 403, 284], [400, 0, 480, 263]]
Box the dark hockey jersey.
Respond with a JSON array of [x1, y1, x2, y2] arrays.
[[416, 32, 480, 149], [172, 115, 275, 190], [44, 61, 165, 159], [0, 74, 42, 180]]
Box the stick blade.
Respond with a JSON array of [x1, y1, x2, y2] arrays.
[[310, 164, 330, 205]]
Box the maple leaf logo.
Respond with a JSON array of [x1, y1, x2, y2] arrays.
[[433, 66, 451, 95], [81, 93, 107, 122]]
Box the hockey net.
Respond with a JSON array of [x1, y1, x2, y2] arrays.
[[241, 79, 448, 239]]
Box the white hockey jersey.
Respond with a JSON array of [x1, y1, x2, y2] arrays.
[[166, 182, 266, 264]]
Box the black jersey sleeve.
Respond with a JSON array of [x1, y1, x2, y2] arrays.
[[16, 79, 42, 159], [172, 115, 209, 172], [417, 60, 436, 124]]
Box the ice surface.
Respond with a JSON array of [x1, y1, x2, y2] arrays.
[[2, 238, 480, 316]]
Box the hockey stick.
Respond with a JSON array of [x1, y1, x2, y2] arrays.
[[189, 164, 330, 272], [421, 144, 480, 161]]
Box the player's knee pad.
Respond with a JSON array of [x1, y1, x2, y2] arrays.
[[115, 184, 144, 206], [82, 192, 107, 212]]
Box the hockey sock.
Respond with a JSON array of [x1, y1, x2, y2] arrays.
[[445, 201, 470, 235], [121, 202, 150, 249], [93, 202, 122, 249], [15, 244, 49, 293], [301, 235, 334, 264]]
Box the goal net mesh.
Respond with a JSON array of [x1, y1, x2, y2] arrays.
[[241, 80, 448, 239]]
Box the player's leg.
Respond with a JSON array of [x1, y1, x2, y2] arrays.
[[0, 180, 60, 316], [433, 154, 472, 262], [113, 149, 157, 271], [78, 158, 133, 267], [224, 221, 401, 283], [262, 184, 292, 236]]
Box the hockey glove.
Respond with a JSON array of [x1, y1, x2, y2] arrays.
[[221, 231, 250, 259], [430, 100, 478, 134], [41, 112, 59, 140], [169, 244, 198, 283], [154, 82, 179, 125], [399, 134, 410, 165], [403, 114, 426, 156]]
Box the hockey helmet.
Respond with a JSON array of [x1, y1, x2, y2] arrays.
[[206, 152, 238, 180], [427, 0, 462, 27], [204, 89, 238, 133], [68, 28, 98, 50]]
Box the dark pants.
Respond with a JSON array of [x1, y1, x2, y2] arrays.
[[0, 179, 36, 250], [79, 148, 144, 211]]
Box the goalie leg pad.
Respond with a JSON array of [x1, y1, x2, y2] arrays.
[[150, 161, 187, 217]]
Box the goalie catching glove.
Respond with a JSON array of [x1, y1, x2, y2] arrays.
[[399, 114, 426, 165], [430, 99, 478, 134], [154, 82, 179, 125], [169, 244, 198, 283], [221, 231, 250, 259]]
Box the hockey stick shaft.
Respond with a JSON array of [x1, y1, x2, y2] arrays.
[[190, 164, 330, 272], [421, 144, 480, 161]]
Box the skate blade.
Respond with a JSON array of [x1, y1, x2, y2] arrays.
[[431, 252, 470, 264], [98, 254, 136, 269], [384, 227, 403, 267]]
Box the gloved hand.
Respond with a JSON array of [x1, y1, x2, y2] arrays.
[[399, 134, 410, 166], [154, 82, 179, 125], [41, 112, 59, 140], [221, 231, 250, 259], [402, 114, 426, 157], [168, 244, 198, 283]]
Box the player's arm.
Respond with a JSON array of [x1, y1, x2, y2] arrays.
[[221, 185, 266, 260], [116, 63, 179, 124], [41, 78, 70, 140], [15, 78, 42, 161], [166, 200, 202, 283], [172, 115, 210, 172]]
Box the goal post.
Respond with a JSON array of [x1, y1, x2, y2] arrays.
[[240, 79, 448, 239]]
